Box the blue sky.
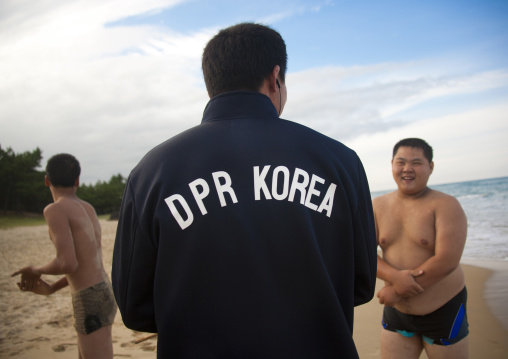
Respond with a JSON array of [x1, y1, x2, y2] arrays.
[[108, 0, 508, 70], [1, 0, 507, 191]]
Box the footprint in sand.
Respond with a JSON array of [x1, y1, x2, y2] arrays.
[[28, 336, 50, 342], [120, 341, 135, 349], [52, 343, 77, 352], [119, 341, 156, 352], [141, 343, 156, 352], [8, 349, 23, 357], [47, 314, 73, 328]]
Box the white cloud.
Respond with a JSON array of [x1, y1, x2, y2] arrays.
[[0, 0, 212, 184], [344, 102, 508, 191], [256, 1, 330, 24], [379, 69, 508, 118], [284, 63, 508, 142]]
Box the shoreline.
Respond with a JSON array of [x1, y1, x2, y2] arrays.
[[460, 259, 508, 331]]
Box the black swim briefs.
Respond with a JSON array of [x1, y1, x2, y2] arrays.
[[382, 287, 469, 346]]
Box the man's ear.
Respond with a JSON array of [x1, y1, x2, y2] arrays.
[[45, 175, 50, 187], [430, 161, 434, 174], [269, 65, 281, 93], [75, 177, 80, 188]]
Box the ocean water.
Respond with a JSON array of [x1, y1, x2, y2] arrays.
[[371, 176, 508, 262]]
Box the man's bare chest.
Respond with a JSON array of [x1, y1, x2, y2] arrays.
[[378, 205, 436, 249]]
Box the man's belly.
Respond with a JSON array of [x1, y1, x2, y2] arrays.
[[394, 266, 465, 315]]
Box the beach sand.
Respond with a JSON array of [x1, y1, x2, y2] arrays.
[[1, 220, 507, 358]]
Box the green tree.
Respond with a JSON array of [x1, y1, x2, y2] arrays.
[[0, 145, 50, 214], [1, 145, 127, 216], [77, 174, 126, 215]]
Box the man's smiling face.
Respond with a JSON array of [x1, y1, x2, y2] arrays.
[[392, 146, 434, 196]]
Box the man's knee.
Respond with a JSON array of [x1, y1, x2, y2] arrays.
[[423, 335, 468, 359], [77, 325, 113, 359]]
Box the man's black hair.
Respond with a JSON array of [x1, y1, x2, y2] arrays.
[[202, 22, 287, 98], [393, 138, 433, 163], [46, 153, 81, 187]]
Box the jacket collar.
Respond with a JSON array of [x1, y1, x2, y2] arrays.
[[202, 91, 279, 123]]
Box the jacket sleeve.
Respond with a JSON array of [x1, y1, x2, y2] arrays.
[[112, 179, 158, 332], [352, 158, 377, 306]]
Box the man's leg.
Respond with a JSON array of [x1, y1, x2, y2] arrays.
[[423, 336, 468, 359], [381, 329, 423, 359], [77, 325, 113, 359], [78, 339, 83, 359]]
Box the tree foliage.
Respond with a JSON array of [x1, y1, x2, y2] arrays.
[[77, 174, 126, 215], [0, 146, 50, 213], [0, 145, 126, 215]]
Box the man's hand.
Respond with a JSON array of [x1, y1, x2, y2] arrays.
[[377, 285, 401, 307], [16, 278, 55, 295], [12, 266, 42, 291], [391, 269, 424, 297]]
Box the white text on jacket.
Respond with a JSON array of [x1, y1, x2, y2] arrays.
[[164, 166, 337, 230]]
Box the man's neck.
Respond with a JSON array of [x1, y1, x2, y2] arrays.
[[397, 186, 430, 200], [50, 186, 78, 202]]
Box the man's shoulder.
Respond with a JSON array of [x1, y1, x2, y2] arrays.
[[280, 120, 361, 168], [44, 197, 94, 215], [373, 191, 397, 206], [397, 189, 465, 219], [426, 188, 459, 203], [427, 189, 463, 210], [281, 119, 352, 147], [76, 197, 94, 210], [43, 201, 69, 222], [43, 201, 62, 214], [134, 124, 202, 165]]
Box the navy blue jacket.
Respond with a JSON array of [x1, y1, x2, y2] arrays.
[[112, 91, 377, 358]]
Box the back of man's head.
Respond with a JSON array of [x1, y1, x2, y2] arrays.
[[393, 138, 433, 163], [46, 153, 81, 187], [202, 22, 287, 98]]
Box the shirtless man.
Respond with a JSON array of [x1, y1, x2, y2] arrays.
[[12, 153, 116, 359], [374, 138, 469, 359]]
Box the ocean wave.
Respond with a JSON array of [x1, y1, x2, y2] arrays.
[[456, 194, 487, 200]]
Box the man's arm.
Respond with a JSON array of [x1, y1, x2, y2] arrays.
[[411, 196, 467, 289], [17, 277, 69, 295], [377, 255, 423, 297], [352, 160, 377, 306], [377, 284, 402, 306], [48, 276, 69, 292], [12, 204, 78, 290], [112, 179, 158, 333], [40, 204, 79, 274]]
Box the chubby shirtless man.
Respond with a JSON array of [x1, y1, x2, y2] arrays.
[[374, 138, 468, 359], [12, 153, 116, 359]]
